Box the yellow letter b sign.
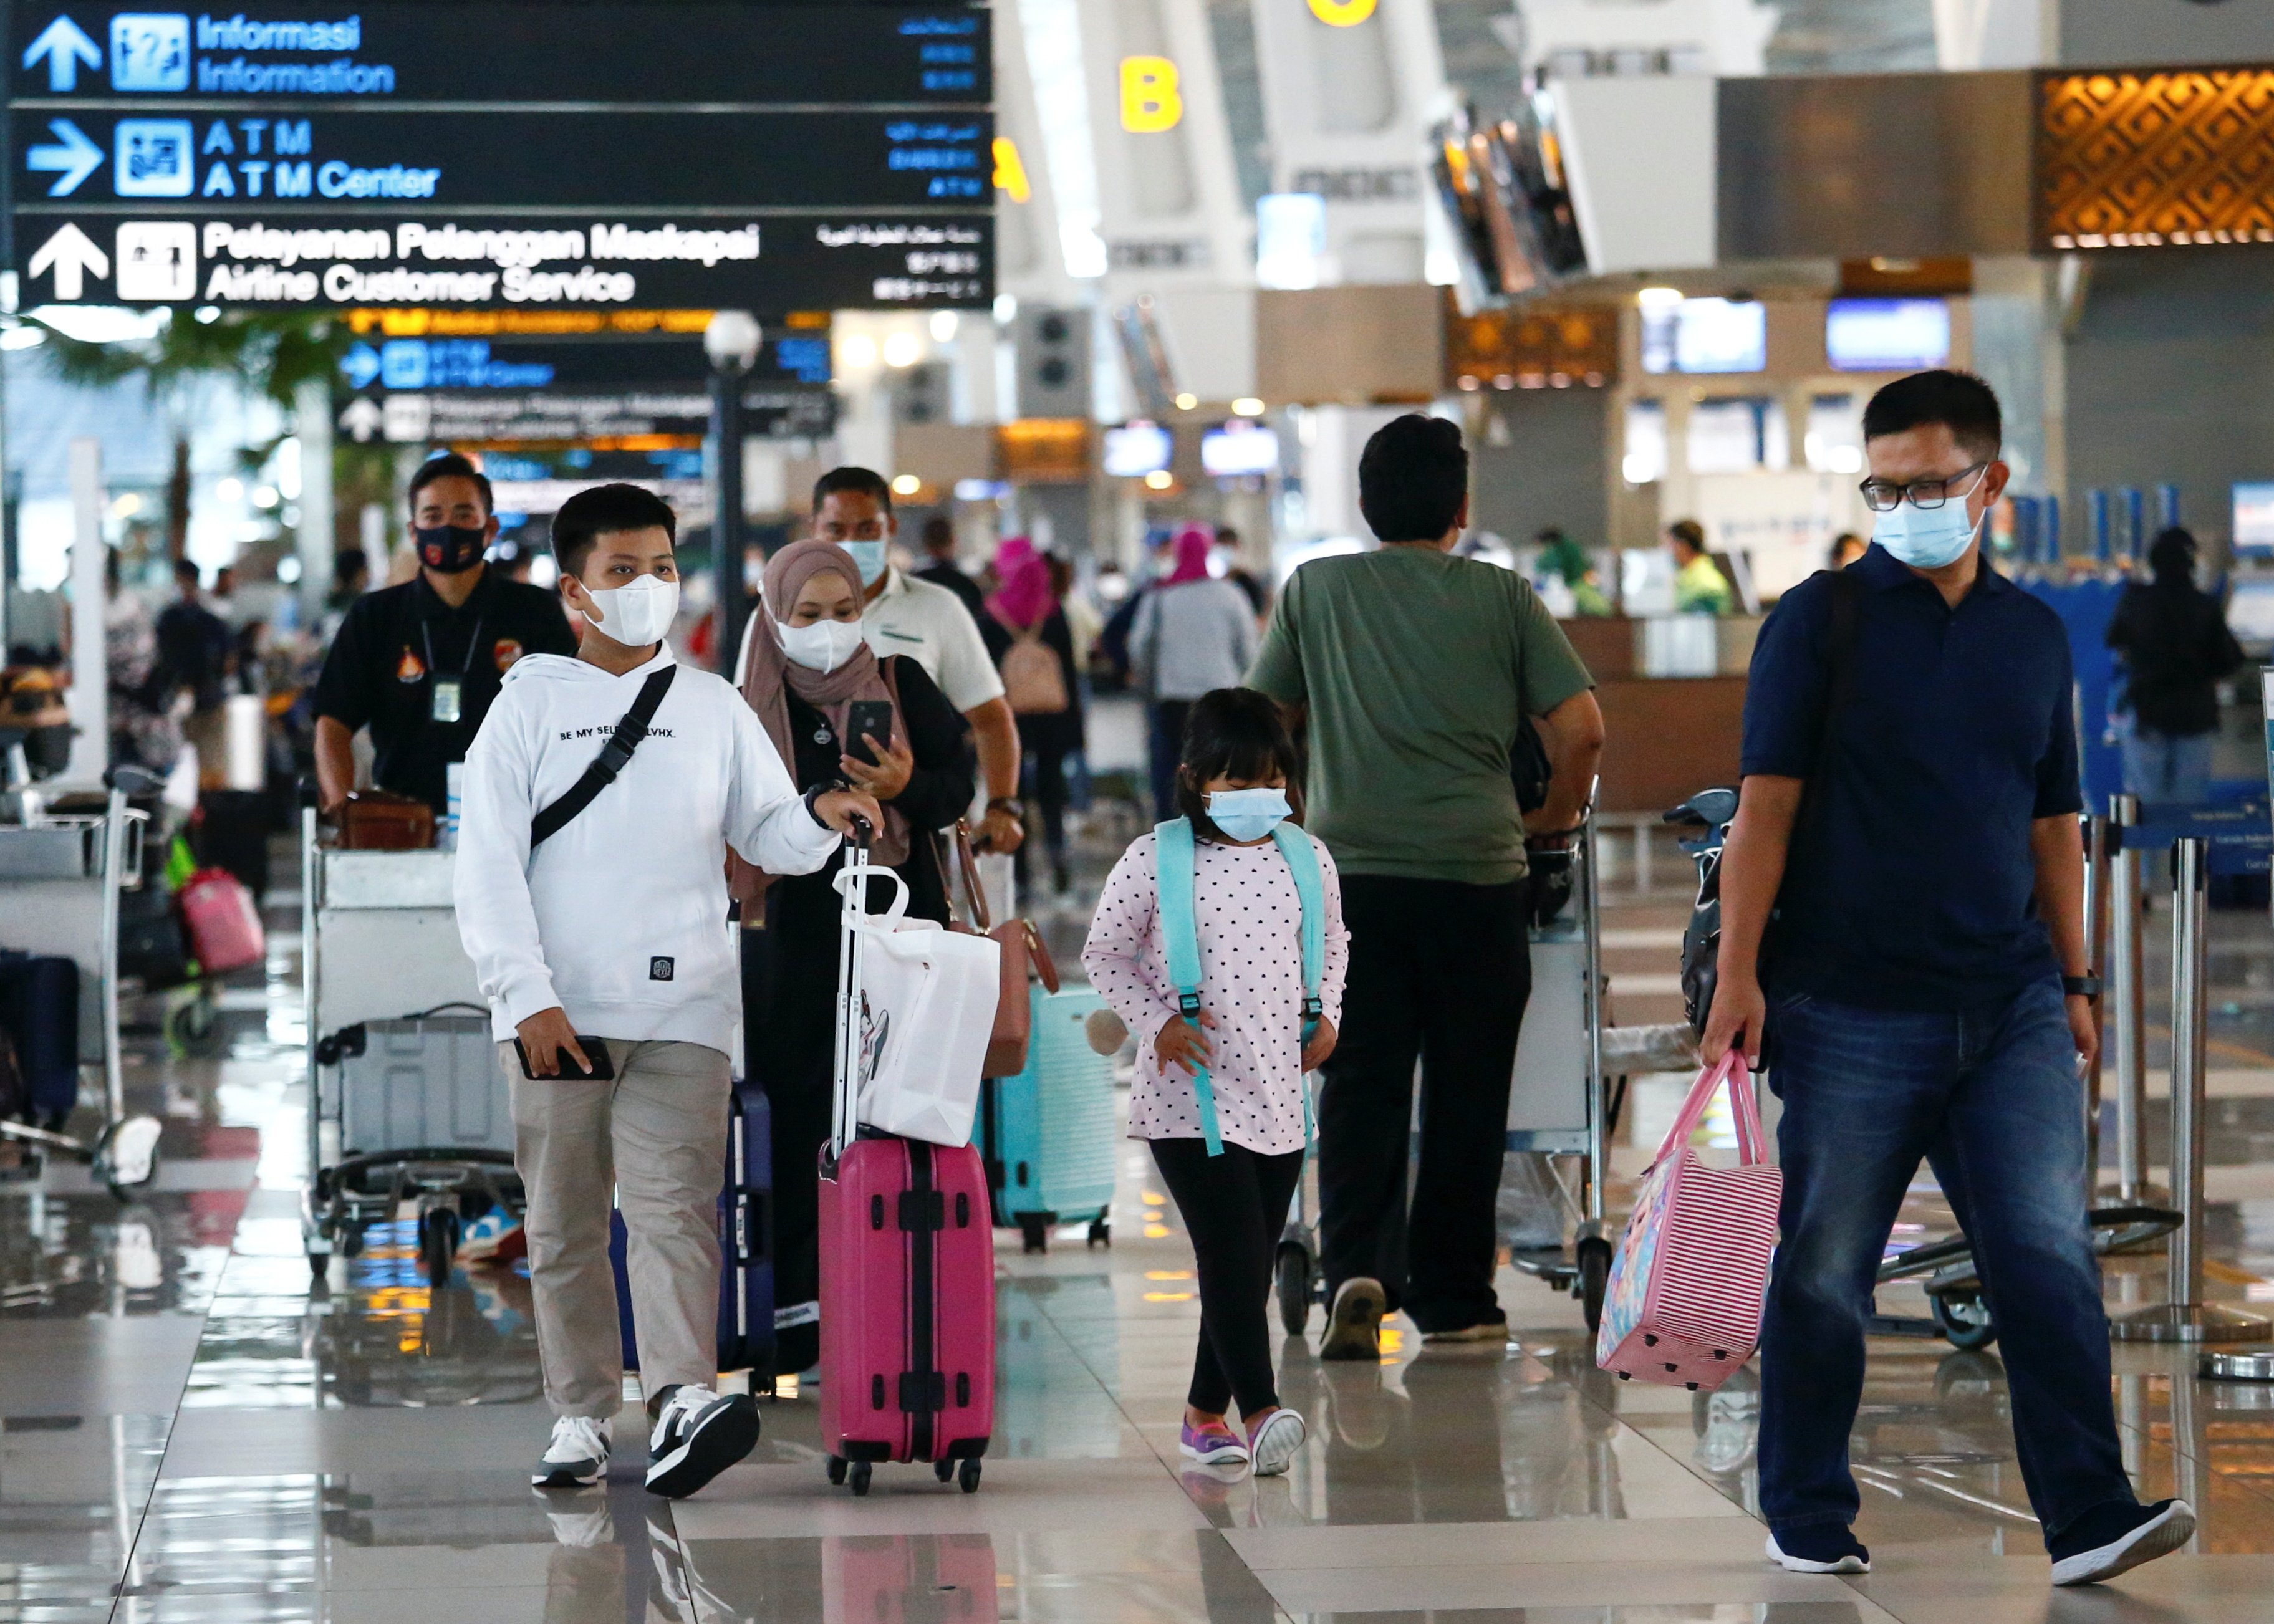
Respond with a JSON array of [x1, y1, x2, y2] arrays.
[[1120, 55, 1182, 133]]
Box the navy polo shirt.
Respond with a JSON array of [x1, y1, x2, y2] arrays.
[[1742, 544, 2081, 1011]]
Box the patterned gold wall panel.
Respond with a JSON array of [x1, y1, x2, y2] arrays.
[[1445, 300, 1619, 392], [2038, 69, 2274, 250]]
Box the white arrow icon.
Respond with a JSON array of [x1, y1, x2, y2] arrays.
[[22, 16, 100, 93], [29, 223, 108, 300], [27, 118, 102, 197], [338, 398, 384, 444]]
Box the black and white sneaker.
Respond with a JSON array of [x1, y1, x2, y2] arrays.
[[2050, 1499, 2195, 1587], [643, 1385, 761, 1499], [533, 1415, 612, 1489], [1766, 1527, 1870, 1574]]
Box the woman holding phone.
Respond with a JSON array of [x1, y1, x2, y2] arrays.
[[733, 538, 976, 1373]]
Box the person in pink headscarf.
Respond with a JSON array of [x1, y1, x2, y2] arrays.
[[1132, 524, 1260, 818], [981, 536, 1084, 895]]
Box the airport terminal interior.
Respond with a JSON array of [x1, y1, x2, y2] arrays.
[[16, 0, 2274, 1619]]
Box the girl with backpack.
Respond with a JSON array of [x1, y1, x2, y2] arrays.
[[1081, 688, 1348, 1476], [983, 536, 1083, 895]]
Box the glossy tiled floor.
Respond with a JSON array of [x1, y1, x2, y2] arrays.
[[14, 830, 2274, 1623]]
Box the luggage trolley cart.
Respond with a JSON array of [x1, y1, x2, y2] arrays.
[[1275, 814, 1615, 1335], [302, 807, 521, 1285], [0, 777, 164, 1194]]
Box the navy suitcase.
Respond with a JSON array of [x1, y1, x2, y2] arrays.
[[609, 1083, 776, 1386], [0, 950, 80, 1129]]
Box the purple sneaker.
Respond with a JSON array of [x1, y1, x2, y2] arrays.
[[1178, 1419, 1249, 1466]]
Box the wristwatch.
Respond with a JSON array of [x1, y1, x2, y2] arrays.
[[986, 797, 1024, 820], [2063, 974, 2102, 1001]]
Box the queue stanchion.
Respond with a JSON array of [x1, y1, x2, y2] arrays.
[[2109, 794, 2152, 1203], [2112, 838, 2270, 1342]]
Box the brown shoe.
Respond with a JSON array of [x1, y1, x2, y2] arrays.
[[1319, 1277, 1386, 1361]]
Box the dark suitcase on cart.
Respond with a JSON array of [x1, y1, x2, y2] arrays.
[[195, 789, 272, 901], [609, 1082, 777, 1385], [0, 950, 79, 1128]]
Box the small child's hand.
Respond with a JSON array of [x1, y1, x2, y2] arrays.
[[1155, 1010, 1216, 1076], [1301, 1015, 1338, 1072]]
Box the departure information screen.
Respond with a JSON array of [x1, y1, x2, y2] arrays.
[[7, 4, 993, 310]]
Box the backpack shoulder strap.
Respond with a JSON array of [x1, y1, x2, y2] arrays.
[[1269, 825, 1326, 1021], [531, 665, 677, 848], [1793, 569, 1863, 834], [1150, 817, 1223, 1156]]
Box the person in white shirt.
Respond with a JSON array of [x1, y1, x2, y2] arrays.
[[455, 483, 879, 1501], [807, 466, 1025, 857]]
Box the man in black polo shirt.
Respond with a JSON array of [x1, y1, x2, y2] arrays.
[[312, 453, 576, 817], [1704, 371, 2190, 1588]]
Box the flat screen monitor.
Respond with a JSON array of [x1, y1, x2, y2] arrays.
[[2228, 577, 2274, 642], [1826, 298, 1951, 373], [2235, 482, 2274, 555], [1642, 298, 1766, 375], [1202, 421, 1279, 479], [1102, 421, 1172, 479]]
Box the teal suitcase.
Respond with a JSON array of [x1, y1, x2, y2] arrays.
[[983, 986, 1117, 1254]]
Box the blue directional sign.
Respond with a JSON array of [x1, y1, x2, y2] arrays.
[[26, 117, 102, 195], [21, 14, 101, 90]]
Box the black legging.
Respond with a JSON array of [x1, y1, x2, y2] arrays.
[[1149, 1136, 1305, 1418], [1017, 745, 1069, 888]]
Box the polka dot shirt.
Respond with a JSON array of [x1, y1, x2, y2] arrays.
[[1081, 829, 1349, 1156]]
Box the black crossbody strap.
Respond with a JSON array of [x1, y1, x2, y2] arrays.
[[530, 666, 677, 848]]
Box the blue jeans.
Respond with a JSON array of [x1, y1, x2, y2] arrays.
[[2121, 726, 2214, 805], [1758, 978, 2133, 1545]]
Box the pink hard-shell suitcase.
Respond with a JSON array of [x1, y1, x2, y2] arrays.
[[818, 829, 996, 1495], [178, 867, 265, 975], [1595, 1053, 1781, 1393]]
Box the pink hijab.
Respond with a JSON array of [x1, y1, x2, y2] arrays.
[[1162, 524, 1213, 585], [731, 539, 908, 902], [985, 535, 1056, 630]]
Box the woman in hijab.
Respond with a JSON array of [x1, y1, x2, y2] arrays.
[[981, 536, 1084, 896], [1131, 523, 1259, 817], [735, 539, 976, 1374]]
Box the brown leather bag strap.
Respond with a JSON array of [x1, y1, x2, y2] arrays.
[[1024, 921, 1061, 994], [948, 817, 990, 931]]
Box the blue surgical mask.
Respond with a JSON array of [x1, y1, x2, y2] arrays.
[[1206, 787, 1290, 843], [839, 539, 888, 586], [1871, 499, 1982, 570]]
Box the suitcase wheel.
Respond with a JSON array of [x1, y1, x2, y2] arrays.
[[848, 1461, 873, 1497], [827, 1456, 847, 1487], [418, 1208, 460, 1287], [1087, 1219, 1111, 1249], [958, 1458, 981, 1494], [934, 1458, 954, 1484], [1017, 1213, 1050, 1255]]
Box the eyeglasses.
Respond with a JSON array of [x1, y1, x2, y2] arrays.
[[1859, 461, 1989, 513]]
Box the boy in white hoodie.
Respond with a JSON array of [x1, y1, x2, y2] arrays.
[[455, 483, 879, 1498]]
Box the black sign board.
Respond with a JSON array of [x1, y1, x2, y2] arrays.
[[7, 3, 993, 310], [340, 385, 835, 447], [11, 6, 985, 105]]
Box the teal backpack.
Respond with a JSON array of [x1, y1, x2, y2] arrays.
[[1152, 817, 1326, 1156]]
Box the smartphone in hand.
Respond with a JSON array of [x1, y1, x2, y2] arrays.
[[844, 699, 895, 766], [513, 1035, 615, 1080]]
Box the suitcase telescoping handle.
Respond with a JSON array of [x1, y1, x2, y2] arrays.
[[827, 817, 875, 1163]]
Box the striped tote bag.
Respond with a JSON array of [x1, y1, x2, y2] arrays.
[[1596, 1054, 1780, 1392]]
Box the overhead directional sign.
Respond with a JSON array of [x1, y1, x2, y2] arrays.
[[7, 3, 995, 311]]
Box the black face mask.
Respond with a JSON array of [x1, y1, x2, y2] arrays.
[[416, 524, 487, 574]]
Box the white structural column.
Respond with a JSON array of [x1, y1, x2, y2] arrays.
[[63, 436, 105, 787], [294, 375, 335, 627], [1246, 0, 1450, 287]]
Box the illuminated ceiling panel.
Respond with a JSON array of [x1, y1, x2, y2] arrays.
[[2039, 68, 2274, 250]]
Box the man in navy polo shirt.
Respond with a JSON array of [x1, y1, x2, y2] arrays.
[[1703, 371, 2192, 1588]]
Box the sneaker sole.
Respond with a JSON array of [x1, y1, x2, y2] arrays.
[[2051, 1502, 2196, 1586], [1250, 1413, 1307, 1477], [1320, 1281, 1386, 1361], [1765, 1535, 1868, 1575], [1422, 1323, 1509, 1345], [1178, 1441, 1250, 1466], [532, 1458, 607, 1489], [645, 1400, 761, 1499]]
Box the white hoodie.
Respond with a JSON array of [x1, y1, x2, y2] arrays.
[[453, 646, 837, 1056]]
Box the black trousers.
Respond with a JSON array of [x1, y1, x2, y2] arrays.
[[1149, 1136, 1306, 1418], [1317, 874, 1530, 1333]]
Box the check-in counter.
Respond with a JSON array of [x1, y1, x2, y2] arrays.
[[1559, 616, 1763, 818]]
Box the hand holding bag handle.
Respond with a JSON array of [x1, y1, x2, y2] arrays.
[[1648, 1052, 1768, 1171]]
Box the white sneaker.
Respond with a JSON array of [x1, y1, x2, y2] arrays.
[[533, 1415, 612, 1489], [644, 1384, 761, 1499], [1247, 1408, 1309, 1477]]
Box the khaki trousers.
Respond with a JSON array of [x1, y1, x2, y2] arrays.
[[504, 1039, 728, 1418]]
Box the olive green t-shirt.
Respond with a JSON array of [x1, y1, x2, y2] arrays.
[[1246, 545, 1594, 885]]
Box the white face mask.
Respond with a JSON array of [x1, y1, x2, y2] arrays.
[[578, 574, 679, 647], [777, 615, 867, 673]]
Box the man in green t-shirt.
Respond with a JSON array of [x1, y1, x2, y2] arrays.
[[1248, 415, 1604, 1357]]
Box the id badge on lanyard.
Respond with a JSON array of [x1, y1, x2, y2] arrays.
[[423, 616, 481, 726]]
